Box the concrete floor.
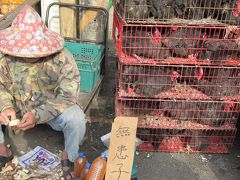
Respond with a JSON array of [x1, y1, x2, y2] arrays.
[[3, 55, 240, 180]]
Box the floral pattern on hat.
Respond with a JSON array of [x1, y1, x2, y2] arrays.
[[0, 5, 64, 58]]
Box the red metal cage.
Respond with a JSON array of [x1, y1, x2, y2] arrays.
[[117, 62, 240, 100], [113, 1, 239, 154], [113, 10, 240, 66], [115, 97, 238, 153], [115, 0, 240, 25], [137, 127, 237, 153], [116, 97, 239, 128]]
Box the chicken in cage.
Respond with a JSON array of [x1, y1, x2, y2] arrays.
[[115, 97, 240, 128], [118, 63, 240, 100], [116, 0, 240, 25], [136, 127, 237, 153], [113, 11, 240, 65]]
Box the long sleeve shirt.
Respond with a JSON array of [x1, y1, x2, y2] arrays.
[[0, 49, 80, 124]]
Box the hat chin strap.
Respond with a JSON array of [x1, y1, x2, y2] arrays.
[[23, 57, 40, 63]]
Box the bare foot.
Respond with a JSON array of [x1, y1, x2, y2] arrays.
[[0, 144, 12, 157], [61, 151, 75, 180]]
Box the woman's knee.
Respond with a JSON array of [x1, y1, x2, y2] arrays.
[[62, 105, 86, 130]]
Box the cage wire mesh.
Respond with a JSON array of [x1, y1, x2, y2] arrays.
[[115, 97, 239, 128], [117, 62, 240, 100], [115, 0, 240, 25], [113, 10, 240, 66], [116, 97, 238, 153], [136, 127, 237, 153], [113, 1, 240, 154]]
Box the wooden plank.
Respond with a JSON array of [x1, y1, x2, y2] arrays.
[[105, 117, 138, 180], [78, 76, 103, 112], [0, 0, 40, 30], [79, 0, 105, 33], [59, 0, 77, 38]]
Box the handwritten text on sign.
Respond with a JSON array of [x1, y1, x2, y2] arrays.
[[105, 117, 138, 180]]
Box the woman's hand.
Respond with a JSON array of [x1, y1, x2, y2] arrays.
[[17, 112, 36, 131], [0, 107, 16, 125]]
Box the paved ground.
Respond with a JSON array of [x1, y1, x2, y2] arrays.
[[2, 54, 240, 180]]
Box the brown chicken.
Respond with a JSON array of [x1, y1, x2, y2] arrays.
[[134, 67, 181, 97], [194, 68, 239, 98], [162, 28, 203, 58], [197, 101, 238, 127], [120, 0, 149, 19], [201, 39, 239, 64], [162, 100, 201, 122], [122, 28, 170, 59]]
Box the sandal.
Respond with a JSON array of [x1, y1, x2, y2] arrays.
[[61, 159, 75, 180], [0, 153, 14, 170]]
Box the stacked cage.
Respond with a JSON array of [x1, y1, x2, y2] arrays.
[[113, 0, 240, 153]]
